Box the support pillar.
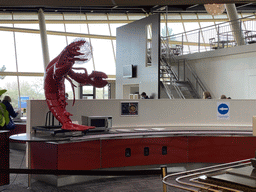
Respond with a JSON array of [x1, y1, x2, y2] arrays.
[[38, 8, 50, 70], [225, 4, 245, 46]]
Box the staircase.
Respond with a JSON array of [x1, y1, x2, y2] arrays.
[[160, 39, 206, 99]]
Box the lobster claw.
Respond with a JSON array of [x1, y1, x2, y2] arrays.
[[88, 71, 108, 88]]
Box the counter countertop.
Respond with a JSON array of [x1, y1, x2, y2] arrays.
[[10, 129, 253, 143]]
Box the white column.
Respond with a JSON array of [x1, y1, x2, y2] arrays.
[[38, 8, 50, 70], [225, 4, 245, 46]]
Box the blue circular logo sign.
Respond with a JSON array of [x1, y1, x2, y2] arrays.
[[218, 103, 229, 115]]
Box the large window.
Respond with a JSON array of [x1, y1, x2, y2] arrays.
[[0, 11, 254, 108]]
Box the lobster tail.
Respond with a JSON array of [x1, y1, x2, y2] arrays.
[[62, 122, 95, 131]]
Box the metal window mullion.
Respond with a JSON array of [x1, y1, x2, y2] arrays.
[[0, 26, 116, 40], [196, 13, 206, 51], [85, 13, 95, 71], [11, 12, 21, 110], [106, 13, 116, 61], [62, 13, 68, 45], [180, 13, 190, 54]]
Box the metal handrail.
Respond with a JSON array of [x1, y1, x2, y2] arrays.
[[162, 14, 256, 55], [161, 38, 207, 99], [160, 47, 184, 99], [160, 59, 175, 99], [183, 59, 207, 92]]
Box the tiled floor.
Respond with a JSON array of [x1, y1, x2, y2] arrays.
[[0, 148, 211, 192]]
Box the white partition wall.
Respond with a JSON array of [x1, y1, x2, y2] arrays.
[[116, 14, 160, 99], [179, 43, 256, 99], [27, 99, 256, 133]]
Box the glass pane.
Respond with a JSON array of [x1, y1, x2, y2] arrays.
[[186, 31, 198, 44], [113, 40, 116, 55], [46, 24, 65, 32], [0, 76, 19, 108], [181, 13, 197, 20], [86, 13, 107, 20], [110, 23, 125, 36], [14, 23, 40, 30], [0, 24, 12, 27], [182, 45, 190, 55], [184, 22, 200, 31], [96, 87, 104, 99], [91, 39, 115, 75], [213, 14, 228, 19], [108, 14, 127, 20], [0, 31, 16, 72], [83, 96, 93, 99], [197, 13, 213, 19], [88, 24, 110, 36], [64, 13, 86, 20], [167, 14, 181, 20], [65, 24, 89, 34], [83, 86, 93, 94], [1, 76, 45, 109], [200, 22, 215, 29], [0, 13, 12, 20], [65, 79, 74, 100], [167, 23, 184, 35], [15, 32, 44, 72], [128, 14, 146, 20], [45, 13, 63, 20], [104, 85, 109, 99], [13, 13, 38, 20], [48, 35, 67, 60], [19, 76, 45, 100], [161, 23, 176, 37]]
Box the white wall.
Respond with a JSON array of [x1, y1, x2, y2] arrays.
[[116, 14, 160, 99], [27, 99, 256, 132], [179, 43, 256, 99]]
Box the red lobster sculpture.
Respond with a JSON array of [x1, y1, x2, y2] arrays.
[[44, 39, 108, 131]]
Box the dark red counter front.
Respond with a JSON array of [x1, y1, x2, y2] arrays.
[[9, 123, 26, 143], [30, 133, 256, 170], [0, 131, 9, 186]]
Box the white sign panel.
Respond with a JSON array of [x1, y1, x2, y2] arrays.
[[217, 102, 230, 120]]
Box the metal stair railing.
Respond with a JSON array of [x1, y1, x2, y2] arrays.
[[160, 59, 174, 99], [182, 59, 207, 98], [160, 40, 185, 99], [161, 38, 207, 99], [160, 58, 185, 99], [160, 53, 185, 99]]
